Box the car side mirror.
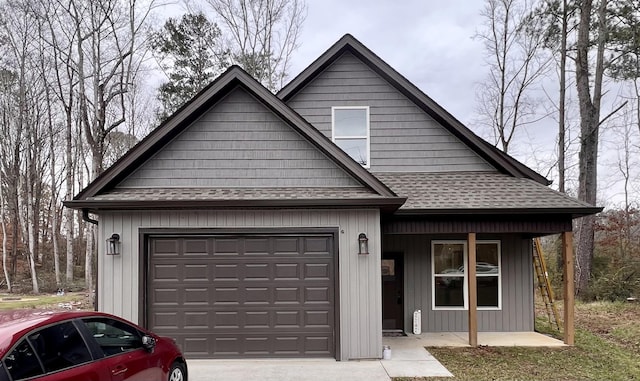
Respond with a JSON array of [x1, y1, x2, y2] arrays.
[[142, 335, 156, 352]]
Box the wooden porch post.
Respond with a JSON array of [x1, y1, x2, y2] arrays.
[[562, 231, 575, 345], [468, 232, 478, 347]]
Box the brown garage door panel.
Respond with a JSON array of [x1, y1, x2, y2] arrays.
[[150, 258, 332, 282], [170, 333, 333, 359], [150, 236, 332, 257], [149, 307, 333, 331], [147, 234, 336, 359]]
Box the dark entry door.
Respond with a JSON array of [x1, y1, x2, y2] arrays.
[[382, 252, 404, 331]]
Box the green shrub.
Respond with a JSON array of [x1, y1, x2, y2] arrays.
[[585, 255, 640, 301]]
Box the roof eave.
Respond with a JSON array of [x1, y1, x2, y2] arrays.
[[63, 197, 407, 212], [393, 206, 603, 219]]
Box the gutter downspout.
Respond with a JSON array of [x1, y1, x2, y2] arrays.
[[81, 209, 98, 311], [82, 209, 98, 225]]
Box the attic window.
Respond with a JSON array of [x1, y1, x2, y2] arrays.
[[332, 107, 370, 167]]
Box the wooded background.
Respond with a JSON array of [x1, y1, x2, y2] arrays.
[[0, 0, 638, 301]]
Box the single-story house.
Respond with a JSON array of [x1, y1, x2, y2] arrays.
[[65, 34, 601, 361]]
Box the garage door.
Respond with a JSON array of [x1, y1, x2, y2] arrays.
[[146, 233, 336, 359]]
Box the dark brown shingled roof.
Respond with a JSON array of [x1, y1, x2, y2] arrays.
[[89, 187, 382, 201], [65, 186, 403, 211], [374, 172, 601, 217]]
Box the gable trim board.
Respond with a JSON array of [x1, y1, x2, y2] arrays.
[[278, 34, 550, 186]]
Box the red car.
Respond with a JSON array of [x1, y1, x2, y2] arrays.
[[0, 310, 187, 381]]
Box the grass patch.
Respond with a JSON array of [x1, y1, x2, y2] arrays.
[[0, 292, 90, 310], [405, 301, 640, 381]]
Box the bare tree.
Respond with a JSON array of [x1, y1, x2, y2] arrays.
[[40, 34, 62, 287], [614, 108, 637, 256], [36, 0, 80, 285], [0, 176, 8, 291], [557, 0, 570, 193], [1, 0, 44, 293], [0, 69, 10, 291], [61, 0, 157, 290], [67, 0, 155, 179], [476, 0, 552, 154], [574, 0, 608, 296], [0, 61, 14, 292], [197, 0, 306, 91]]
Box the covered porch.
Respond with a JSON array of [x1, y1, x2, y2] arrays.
[[381, 218, 577, 346], [376, 171, 601, 348]]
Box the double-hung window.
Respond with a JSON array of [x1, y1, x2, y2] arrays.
[[432, 240, 501, 310], [332, 107, 370, 167]]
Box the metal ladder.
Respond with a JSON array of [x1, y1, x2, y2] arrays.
[[533, 238, 562, 330]]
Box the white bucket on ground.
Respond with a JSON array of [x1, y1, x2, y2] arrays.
[[382, 345, 391, 360]]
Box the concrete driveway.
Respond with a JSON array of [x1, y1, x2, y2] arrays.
[[186, 332, 561, 380], [187, 340, 452, 381], [188, 359, 392, 381]]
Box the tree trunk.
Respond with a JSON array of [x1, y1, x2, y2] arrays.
[[47, 87, 61, 287], [1, 168, 10, 292], [555, 0, 569, 272], [28, 249, 39, 294], [574, 0, 607, 297], [65, 110, 74, 284], [558, 0, 567, 194], [24, 147, 39, 294], [10, 214, 18, 279]]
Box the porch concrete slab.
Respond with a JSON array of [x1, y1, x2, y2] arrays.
[[187, 359, 391, 381], [478, 331, 566, 346], [401, 332, 566, 347]]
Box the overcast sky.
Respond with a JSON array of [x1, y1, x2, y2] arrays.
[[289, 0, 486, 125]]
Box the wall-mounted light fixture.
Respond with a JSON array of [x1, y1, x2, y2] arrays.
[[358, 233, 369, 255], [106, 233, 121, 256]]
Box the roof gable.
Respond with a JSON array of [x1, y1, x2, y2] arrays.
[[118, 86, 362, 188], [284, 51, 497, 173], [278, 34, 550, 185], [70, 66, 401, 206]]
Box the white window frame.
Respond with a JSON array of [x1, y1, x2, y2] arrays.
[[432, 240, 467, 311], [431, 240, 502, 311], [331, 106, 370, 168]]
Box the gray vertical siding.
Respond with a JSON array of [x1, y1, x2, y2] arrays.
[[119, 87, 360, 188], [383, 234, 534, 332], [98, 209, 382, 361], [285, 52, 495, 173]]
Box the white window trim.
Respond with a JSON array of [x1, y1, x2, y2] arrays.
[[331, 106, 370, 168], [431, 240, 502, 311], [432, 240, 467, 311]]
